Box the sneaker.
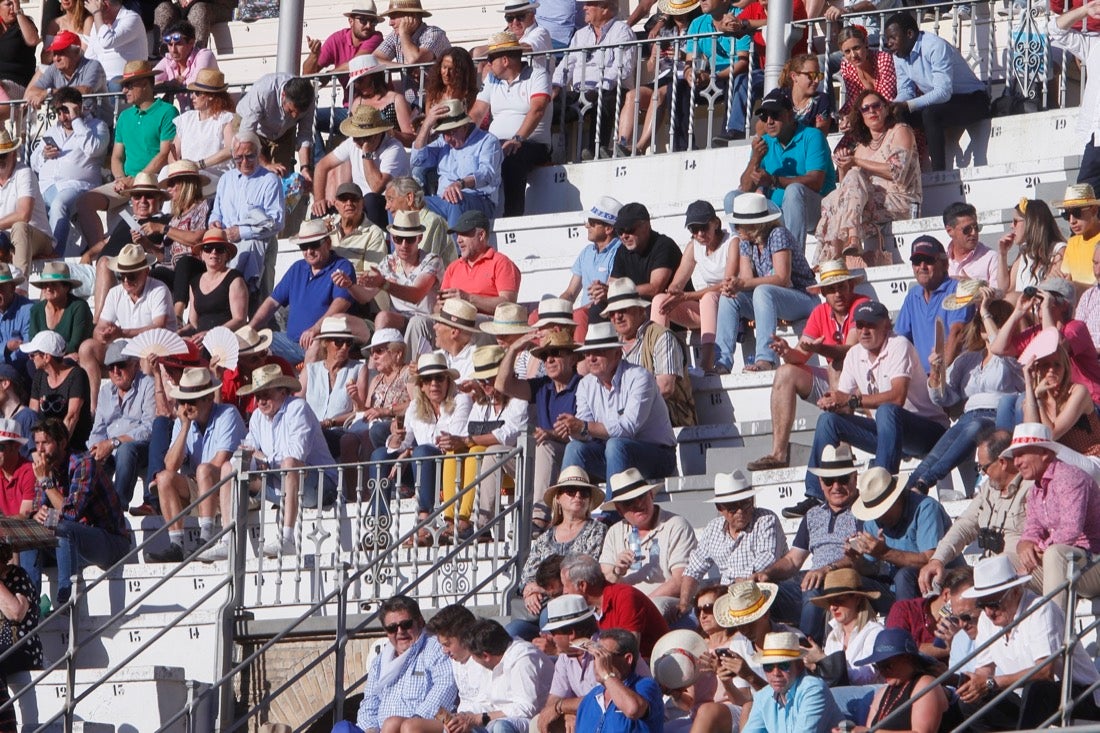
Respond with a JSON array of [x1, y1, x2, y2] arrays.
[[145, 543, 184, 563], [782, 496, 822, 519], [197, 542, 229, 563], [262, 535, 296, 558]]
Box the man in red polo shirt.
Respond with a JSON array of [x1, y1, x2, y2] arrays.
[[747, 259, 869, 473], [0, 418, 33, 518], [560, 553, 669, 658]]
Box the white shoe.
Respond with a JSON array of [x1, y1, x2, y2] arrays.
[[197, 542, 229, 563], [262, 535, 296, 558]]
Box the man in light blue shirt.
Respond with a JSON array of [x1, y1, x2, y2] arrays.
[[884, 11, 989, 171], [411, 100, 503, 227], [0, 268, 32, 370], [560, 195, 622, 323], [555, 322, 677, 487], [741, 632, 843, 733], [210, 131, 286, 301], [87, 340, 155, 507]]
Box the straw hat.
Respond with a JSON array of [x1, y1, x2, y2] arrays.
[[340, 103, 393, 138], [1057, 183, 1100, 209], [544, 465, 603, 512], [416, 352, 459, 381], [318, 316, 357, 341], [727, 193, 782, 225], [851, 467, 904, 521], [713, 580, 779, 628], [237, 364, 302, 395], [389, 210, 426, 238], [960, 555, 1031, 599], [191, 228, 239, 260], [706, 470, 754, 503], [0, 418, 27, 446], [809, 568, 882, 607], [650, 629, 709, 690], [186, 68, 229, 93], [160, 159, 211, 189], [807, 260, 865, 294], [486, 31, 524, 57], [531, 329, 579, 360], [289, 219, 334, 247], [433, 99, 473, 133], [599, 468, 660, 510], [574, 322, 621, 353], [120, 60, 157, 83], [167, 367, 221, 401], [0, 263, 25, 287], [343, 2, 379, 19], [541, 594, 596, 632], [123, 172, 169, 199], [235, 325, 274, 355], [479, 303, 532, 336], [533, 298, 577, 328], [430, 299, 480, 334], [0, 130, 19, 155], [657, 0, 701, 13], [381, 0, 432, 16], [751, 632, 806, 665], [470, 344, 506, 380], [601, 278, 649, 316], [998, 422, 1065, 459], [943, 278, 985, 311], [107, 243, 156, 274], [807, 444, 860, 478], [29, 261, 79, 288]]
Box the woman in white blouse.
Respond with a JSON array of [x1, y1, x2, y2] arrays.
[[300, 316, 368, 467], [805, 568, 885, 688], [438, 344, 528, 544], [171, 69, 235, 178], [369, 351, 472, 547]]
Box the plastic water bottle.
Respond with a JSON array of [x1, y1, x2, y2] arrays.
[[628, 526, 643, 572], [837, 721, 856, 733]]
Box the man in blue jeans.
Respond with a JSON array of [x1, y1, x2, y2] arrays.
[[728, 89, 836, 247], [29, 418, 131, 604], [790, 301, 948, 518], [555, 322, 677, 488]]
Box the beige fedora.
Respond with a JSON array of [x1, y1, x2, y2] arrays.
[[235, 325, 274, 355], [381, 0, 432, 16], [807, 444, 860, 478], [470, 344, 506, 380], [107, 243, 156, 274], [433, 99, 473, 133], [0, 263, 25, 287], [706, 470, 754, 503], [237, 364, 302, 395], [416, 351, 459, 381], [120, 59, 158, 83], [289, 219, 334, 248], [123, 172, 169, 200], [599, 467, 660, 511], [160, 159, 211, 189], [479, 302, 532, 336], [601, 278, 649, 316], [533, 297, 577, 328], [167, 367, 221, 401], [851, 467, 904, 521], [943, 278, 985, 311], [186, 68, 229, 93], [389, 210, 426, 238], [430, 298, 480, 334], [29, 261, 79, 288], [808, 568, 882, 607], [543, 466, 602, 513]]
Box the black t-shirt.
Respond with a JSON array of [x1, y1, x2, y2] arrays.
[[102, 214, 170, 258], [0, 23, 36, 88], [610, 230, 689, 297]]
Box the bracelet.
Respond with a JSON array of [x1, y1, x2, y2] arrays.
[[197, 158, 205, 169]]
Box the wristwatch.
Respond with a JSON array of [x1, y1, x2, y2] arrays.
[[847, 393, 862, 412], [985, 677, 997, 695], [579, 421, 590, 440], [481, 713, 491, 726], [111, 438, 121, 449]]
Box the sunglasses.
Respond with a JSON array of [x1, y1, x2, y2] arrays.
[[542, 348, 570, 359], [860, 101, 884, 113], [232, 153, 258, 163], [959, 223, 982, 235], [1062, 207, 1087, 220], [329, 338, 352, 348], [822, 474, 854, 486], [120, 81, 139, 90], [696, 603, 715, 615], [298, 241, 324, 251], [177, 397, 200, 406], [131, 193, 159, 201], [421, 374, 448, 384], [688, 224, 710, 235], [164, 33, 193, 44], [350, 14, 376, 22], [763, 661, 793, 673], [977, 593, 1008, 610], [585, 219, 609, 228], [616, 227, 639, 236], [758, 111, 783, 122], [717, 499, 753, 513], [797, 70, 824, 81], [911, 255, 936, 266], [370, 345, 389, 355], [617, 494, 650, 510], [107, 362, 131, 372], [977, 459, 996, 476], [955, 613, 978, 624], [383, 619, 417, 634], [393, 235, 418, 244], [559, 486, 591, 496], [201, 244, 227, 254], [119, 272, 142, 282], [504, 12, 528, 21]]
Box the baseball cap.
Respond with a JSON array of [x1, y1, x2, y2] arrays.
[[909, 235, 946, 261], [49, 30, 81, 53], [448, 210, 491, 234], [1038, 276, 1075, 302], [685, 200, 717, 227], [335, 182, 363, 200], [757, 89, 793, 116], [853, 301, 889, 324], [104, 340, 133, 366], [588, 195, 622, 225], [615, 202, 651, 232]]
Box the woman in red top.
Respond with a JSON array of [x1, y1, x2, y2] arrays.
[[836, 26, 897, 139]]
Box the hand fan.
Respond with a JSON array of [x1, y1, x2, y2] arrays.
[[203, 327, 240, 371], [121, 328, 189, 359]]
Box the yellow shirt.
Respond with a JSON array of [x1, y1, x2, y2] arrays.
[[1063, 230, 1100, 286]]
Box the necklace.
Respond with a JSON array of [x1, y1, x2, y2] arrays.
[[868, 131, 887, 151]]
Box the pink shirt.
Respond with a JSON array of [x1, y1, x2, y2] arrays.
[[154, 47, 219, 85], [838, 333, 948, 425], [1022, 458, 1100, 552], [318, 27, 384, 104], [948, 242, 1000, 291]]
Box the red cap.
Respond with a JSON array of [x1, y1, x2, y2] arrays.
[[49, 30, 81, 52]]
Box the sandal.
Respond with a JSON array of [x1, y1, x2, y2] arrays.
[[401, 527, 433, 548], [746, 455, 789, 472], [743, 361, 776, 372]]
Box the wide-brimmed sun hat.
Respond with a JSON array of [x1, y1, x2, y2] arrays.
[[340, 103, 393, 138], [318, 316, 357, 341], [29, 261, 79, 288], [192, 228, 239, 260], [160, 159, 211, 189], [713, 580, 779, 628], [851, 467, 904, 521], [120, 59, 157, 83], [854, 628, 936, 668], [533, 298, 577, 328], [650, 629, 709, 690], [123, 172, 169, 200], [289, 219, 334, 248], [167, 367, 221, 401], [107, 243, 156, 274], [706, 470, 754, 503], [599, 467, 660, 510], [389, 210, 426, 238], [532, 329, 579, 360], [961, 554, 1031, 599], [0, 263, 25, 288], [544, 466, 603, 512], [943, 278, 985, 311], [574, 322, 620, 353], [541, 594, 595, 632], [235, 325, 273, 355], [998, 422, 1065, 460], [479, 302, 532, 336], [808, 260, 865, 294], [433, 99, 473, 133], [344, 2, 379, 18], [237, 364, 302, 395], [809, 568, 882, 607], [486, 30, 525, 56], [728, 193, 782, 225], [347, 54, 386, 89], [0, 130, 19, 155], [430, 299, 480, 334], [657, 0, 701, 13], [807, 444, 860, 478], [186, 68, 229, 93], [381, 0, 432, 16], [601, 278, 649, 317], [470, 344, 506, 380], [752, 632, 806, 665], [500, 0, 539, 12], [1057, 183, 1100, 209], [416, 352, 459, 381]]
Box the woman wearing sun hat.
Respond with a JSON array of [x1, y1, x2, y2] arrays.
[[347, 327, 411, 451], [850, 628, 948, 733], [145, 159, 212, 320], [806, 568, 884, 687], [180, 228, 246, 343], [28, 262, 92, 357], [172, 68, 235, 176]]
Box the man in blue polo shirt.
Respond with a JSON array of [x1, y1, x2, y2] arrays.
[[730, 90, 836, 247], [560, 196, 622, 328], [684, 0, 752, 143], [894, 236, 972, 373], [247, 219, 357, 364]]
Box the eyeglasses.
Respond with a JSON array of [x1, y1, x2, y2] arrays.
[[201, 244, 227, 254], [232, 153, 258, 163], [822, 474, 854, 486], [762, 661, 793, 673], [1062, 207, 1088, 221], [960, 223, 982, 235], [119, 272, 142, 282], [860, 101, 884, 113], [177, 397, 200, 406], [696, 603, 715, 615], [298, 241, 324, 251], [350, 14, 376, 22], [383, 619, 417, 634], [164, 33, 193, 44], [329, 338, 352, 348], [504, 12, 528, 21], [393, 235, 418, 244], [796, 70, 824, 81], [977, 459, 996, 476], [911, 255, 936, 266], [717, 499, 753, 513]]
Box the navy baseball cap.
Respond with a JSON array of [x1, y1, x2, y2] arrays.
[[909, 235, 947, 261], [853, 301, 889, 324]]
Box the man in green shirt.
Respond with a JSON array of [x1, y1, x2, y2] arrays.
[[75, 60, 177, 252]]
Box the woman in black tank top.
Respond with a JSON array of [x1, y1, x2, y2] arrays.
[[857, 628, 948, 733]]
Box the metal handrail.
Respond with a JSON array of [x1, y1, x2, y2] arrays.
[[868, 551, 1100, 732]]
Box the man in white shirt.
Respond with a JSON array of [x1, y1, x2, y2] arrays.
[[0, 130, 54, 282], [798, 300, 949, 517], [555, 321, 677, 486], [29, 87, 110, 250], [957, 554, 1100, 729], [84, 0, 149, 88], [462, 619, 554, 732]]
